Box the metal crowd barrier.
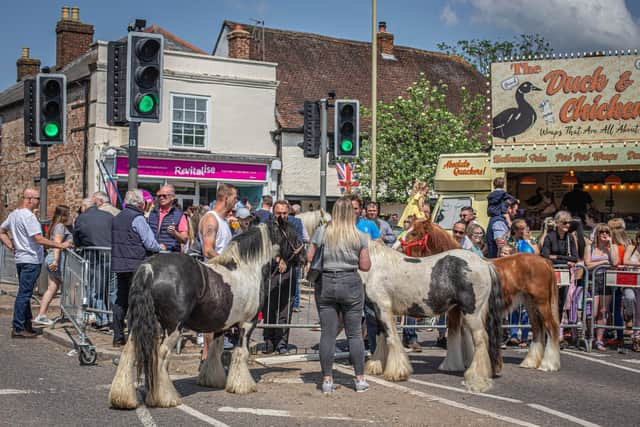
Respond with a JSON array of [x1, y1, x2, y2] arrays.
[[0, 244, 19, 286], [588, 265, 640, 352], [59, 246, 115, 365]]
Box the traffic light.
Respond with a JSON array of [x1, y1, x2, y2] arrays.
[[126, 32, 163, 122], [23, 78, 37, 147], [107, 41, 128, 126], [36, 73, 66, 145], [334, 99, 359, 158], [297, 101, 320, 158]]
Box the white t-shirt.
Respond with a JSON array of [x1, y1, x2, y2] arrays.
[[1, 208, 44, 264]]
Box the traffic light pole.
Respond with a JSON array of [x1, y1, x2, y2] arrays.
[[319, 98, 328, 211], [128, 121, 139, 190], [39, 145, 48, 221]]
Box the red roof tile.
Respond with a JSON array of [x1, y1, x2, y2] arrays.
[[218, 21, 487, 130]]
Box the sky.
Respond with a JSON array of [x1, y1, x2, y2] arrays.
[[1, 0, 640, 90]]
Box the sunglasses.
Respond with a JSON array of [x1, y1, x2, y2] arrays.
[[599, 230, 610, 235], [157, 194, 173, 199], [453, 230, 465, 235], [28, 196, 40, 200]]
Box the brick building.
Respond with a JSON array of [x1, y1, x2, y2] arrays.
[[213, 21, 487, 207], [0, 7, 278, 220]]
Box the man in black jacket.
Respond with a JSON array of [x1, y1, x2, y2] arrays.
[[73, 198, 115, 328]]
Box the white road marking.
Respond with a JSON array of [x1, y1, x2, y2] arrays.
[[527, 404, 601, 427], [135, 406, 157, 427], [259, 377, 304, 384], [0, 389, 39, 395], [333, 366, 539, 427], [563, 351, 640, 374], [407, 378, 523, 403], [622, 359, 640, 365], [178, 404, 230, 427], [218, 406, 373, 423], [563, 349, 608, 358]]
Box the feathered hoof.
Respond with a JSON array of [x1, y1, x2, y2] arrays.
[[463, 375, 493, 393], [365, 359, 384, 376], [519, 357, 540, 369], [226, 378, 257, 395], [538, 359, 560, 372], [108, 385, 138, 410], [382, 366, 412, 382], [145, 393, 182, 408]]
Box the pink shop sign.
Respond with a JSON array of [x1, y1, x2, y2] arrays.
[[116, 157, 267, 182]]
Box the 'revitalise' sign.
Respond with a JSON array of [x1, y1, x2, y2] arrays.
[[491, 56, 640, 146], [116, 157, 268, 182]]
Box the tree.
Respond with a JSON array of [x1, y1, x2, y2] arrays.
[[356, 75, 485, 202], [437, 34, 553, 73]]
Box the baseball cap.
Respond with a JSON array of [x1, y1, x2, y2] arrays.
[[236, 207, 251, 219]]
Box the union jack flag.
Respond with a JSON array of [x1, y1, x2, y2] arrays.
[[336, 162, 360, 188]]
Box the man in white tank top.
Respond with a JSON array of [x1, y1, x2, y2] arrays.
[[199, 184, 236, 259], [199, 184, 237, 363]]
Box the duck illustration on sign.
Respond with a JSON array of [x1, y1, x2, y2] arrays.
[[492, 81, 541, 141]]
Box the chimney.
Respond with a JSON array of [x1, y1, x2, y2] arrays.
[[55, 6, 94, 70], [377, 21, 394, 55], [16, 48, 41, 82], [227, 24, 251, 60]]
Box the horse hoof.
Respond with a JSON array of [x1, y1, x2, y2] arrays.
[[226, 381, 257, 395], [519, 359, 539, 369], [365, 360, 384, 376], [383, 369, 411, 382], [538, 360, 560, 372], [463, 377, 493, 393]]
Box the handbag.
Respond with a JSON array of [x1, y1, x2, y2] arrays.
[[307, 243, 324, 283]]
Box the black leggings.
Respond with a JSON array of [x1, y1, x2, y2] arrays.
[[315, 271, 365, 377]]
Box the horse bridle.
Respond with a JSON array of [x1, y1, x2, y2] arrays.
[[274, 222, 303, 264], [401, 232, 431, 257]]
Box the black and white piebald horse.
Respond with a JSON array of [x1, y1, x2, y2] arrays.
[[109, 223, 278, 409], [362, 243, 505, 393]]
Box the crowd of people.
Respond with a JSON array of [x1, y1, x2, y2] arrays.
[[2, 178, 639, 396]]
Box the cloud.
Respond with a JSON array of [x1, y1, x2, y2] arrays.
[[441, 4, 459, 26], [468, 0, 640, 52]]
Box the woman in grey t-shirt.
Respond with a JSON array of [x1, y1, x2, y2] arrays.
[[35, 205, 73, 326], [307, 197, 371, 394]]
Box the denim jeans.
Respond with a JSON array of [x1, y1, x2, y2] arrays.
[[13, 263, 42, 332], [364, 304, 378, 353], [402, 316, 418, 344], [509, 307, 530, 341]]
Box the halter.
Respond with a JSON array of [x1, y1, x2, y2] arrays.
[[401, 232, 431, 257]]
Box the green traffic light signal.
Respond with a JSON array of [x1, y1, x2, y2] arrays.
[[136, 94, 156, 114], [43, 122, 60, 137], [340, 139, 353, 152]]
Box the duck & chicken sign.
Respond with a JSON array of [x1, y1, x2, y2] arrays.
[[491, 56, 640, 146]]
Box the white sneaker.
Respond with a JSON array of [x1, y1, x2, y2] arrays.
[[34, 314, 53, 326]]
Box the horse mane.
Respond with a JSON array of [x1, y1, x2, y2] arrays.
[[209, 223, 271, 270], [297, 209, 329, 238], [368, 239, 408, 268], [413, 219, 460, 252]]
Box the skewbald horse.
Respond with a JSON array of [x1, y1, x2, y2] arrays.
[[362, 242, 505, 393], [109, 224, 279, 409], [402, 218, 561, 373]]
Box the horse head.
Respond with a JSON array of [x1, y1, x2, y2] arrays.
[[402, 219, 460, 257], [211, 223, 279, 271]]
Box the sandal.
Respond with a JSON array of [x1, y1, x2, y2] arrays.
[[595, 341, 607, 352], [518, 341, 530, 349], [507, 337, 520, 347]]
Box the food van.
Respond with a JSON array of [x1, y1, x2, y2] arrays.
[[431, 153, 503, 230]]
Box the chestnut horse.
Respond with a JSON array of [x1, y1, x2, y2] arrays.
[[401, 219, 561, 373]]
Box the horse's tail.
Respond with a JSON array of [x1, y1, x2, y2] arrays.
[[486, 264, 505, 376], [129, 263, 159, 392]]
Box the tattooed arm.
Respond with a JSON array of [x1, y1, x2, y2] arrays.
[[199, 213, 220, 259]]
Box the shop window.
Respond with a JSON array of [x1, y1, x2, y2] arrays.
[[170, 94, 209, 149]]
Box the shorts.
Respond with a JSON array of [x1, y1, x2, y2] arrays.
[[592, 271, 612, 296], [45, 251, 63, 281]]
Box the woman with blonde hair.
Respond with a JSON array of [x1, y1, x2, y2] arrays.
[[398, 181, 429, 225], [585, 223, 619, 351], [307, 197, 371, 394], [34, 205, 73, 326]]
